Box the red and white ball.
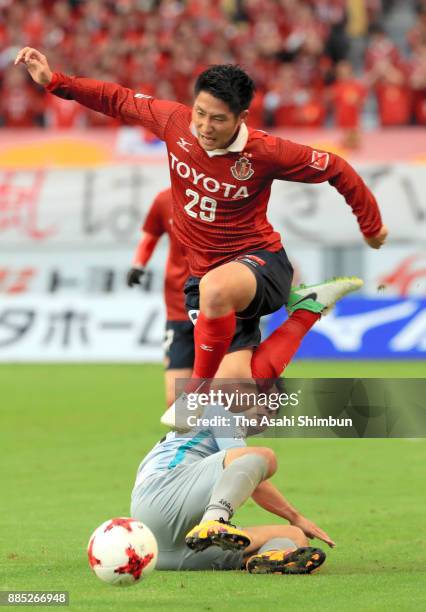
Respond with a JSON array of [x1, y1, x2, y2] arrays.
[[87, 517, 158, 586]]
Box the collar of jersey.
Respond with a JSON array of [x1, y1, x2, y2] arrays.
[[190, 122, 248, 157]]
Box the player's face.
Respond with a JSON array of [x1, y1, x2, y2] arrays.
[[192, 91, 248, 151]]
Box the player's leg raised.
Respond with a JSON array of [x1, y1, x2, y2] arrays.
[[192, 262, 257, 381]]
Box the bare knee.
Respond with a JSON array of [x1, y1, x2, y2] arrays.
[[199, 275, 232, 317], [284, 525, 309, 547]]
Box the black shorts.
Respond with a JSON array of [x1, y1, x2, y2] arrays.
[[184, 248, 293, 352], [164, 320, 195, 370]]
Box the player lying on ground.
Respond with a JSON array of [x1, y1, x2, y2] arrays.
[[128, 187, 365, 423], [16, 49, 387, 418], [130, 409, 335, 573]]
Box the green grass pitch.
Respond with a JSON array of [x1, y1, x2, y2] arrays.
[[1, 361, 425, 611]]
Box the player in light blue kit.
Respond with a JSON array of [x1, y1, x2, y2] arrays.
[[131, 406, 335, 573]]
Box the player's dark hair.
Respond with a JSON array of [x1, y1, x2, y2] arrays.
[[194, 65, 256, 116]]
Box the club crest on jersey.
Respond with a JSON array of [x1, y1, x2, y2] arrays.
[[231, 156, 254, 181]]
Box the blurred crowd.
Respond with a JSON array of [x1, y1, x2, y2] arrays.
[[0, 0, 425, 130]]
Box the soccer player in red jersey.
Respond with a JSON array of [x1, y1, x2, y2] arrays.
[[16, 48, 388, 427], [128, 187, 361, 417], [126, 188, 194, 408]]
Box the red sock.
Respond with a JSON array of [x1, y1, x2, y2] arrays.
[[251, 310, 320, 379], [192, 311, 236, 380]]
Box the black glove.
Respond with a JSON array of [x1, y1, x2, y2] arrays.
[[126, 266, 145, 287]]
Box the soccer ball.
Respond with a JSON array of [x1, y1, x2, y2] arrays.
[[87, 517, 158, 586]]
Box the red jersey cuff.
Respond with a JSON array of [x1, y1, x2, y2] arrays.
[[46, 72, 61, 91], [362, 221, 383, 238]]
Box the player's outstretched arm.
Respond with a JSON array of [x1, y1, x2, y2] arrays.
[[14, 47, 53, 86], [14, 47, 180, 138], [252, 478, 336, 547], [272, 138, 388, 247]]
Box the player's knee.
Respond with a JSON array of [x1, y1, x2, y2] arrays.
[[199, 275, 232, 315], [252, 447, 277, 477], [285, 525, 309, 547], [239, 452, 270, 483]]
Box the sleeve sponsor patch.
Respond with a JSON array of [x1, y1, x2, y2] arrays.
[[309, 150, 329, 171]]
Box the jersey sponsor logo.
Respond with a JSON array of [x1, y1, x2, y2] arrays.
[[230, 156, 254, 181], [177, 137, 192, 152], [200, 344, 214, 351], [309, 150, 329, 171], [134, 93, 152, 99], [169, 153, 249, 199]]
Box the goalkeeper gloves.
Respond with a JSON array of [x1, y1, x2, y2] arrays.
[[126, 266, 146, 287]]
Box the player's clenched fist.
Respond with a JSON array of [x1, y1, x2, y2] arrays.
[[364, 224, 388, 249], [14, 47, 53, 87]]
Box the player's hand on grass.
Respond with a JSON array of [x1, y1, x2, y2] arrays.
[[364, 224, 388, 249], [126, 266, 146, 287], [290, 515, 336, 548], [14, 47, 53, 86]]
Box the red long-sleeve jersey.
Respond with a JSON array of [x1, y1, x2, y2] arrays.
[[47, 73, 382, 277], [141, 188, 189, 321]]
